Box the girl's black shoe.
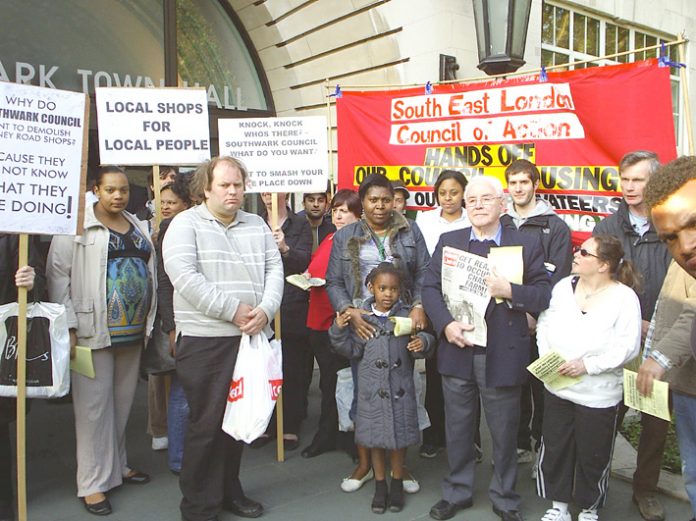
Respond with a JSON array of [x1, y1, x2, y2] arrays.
[[371, 479, 388, 514], [389, 478, 404, 512]]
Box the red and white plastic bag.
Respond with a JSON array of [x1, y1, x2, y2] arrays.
[[222, 333, 282, 443]]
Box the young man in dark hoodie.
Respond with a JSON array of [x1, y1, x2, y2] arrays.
[[500, 159, 573, 472]]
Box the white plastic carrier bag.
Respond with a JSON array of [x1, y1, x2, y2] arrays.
[[222, 333, 283, 443]]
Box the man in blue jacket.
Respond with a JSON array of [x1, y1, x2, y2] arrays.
[[423, 176, 551, 521]]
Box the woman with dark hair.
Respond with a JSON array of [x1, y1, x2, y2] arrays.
[[326, 173, 430, 494], [148, 177, 193, 473], [47, 165, 157, 516], [415, 170, 469, 255], [301, 189, 362, 459], [535, 234, 642, 521], [414, 169, 470, 458]]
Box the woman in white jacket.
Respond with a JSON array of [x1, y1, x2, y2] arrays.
[[535, 234, 641, 521], [47, 166, 157, 516]]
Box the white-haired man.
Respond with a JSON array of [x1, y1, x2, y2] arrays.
[[422, 176, 552, 521]]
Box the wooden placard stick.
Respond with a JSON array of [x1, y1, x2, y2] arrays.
[[271, 193, 285, 462], [16, 233, 29, 521]]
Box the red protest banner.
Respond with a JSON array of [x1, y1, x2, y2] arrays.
[[336, 60, 676, 242]]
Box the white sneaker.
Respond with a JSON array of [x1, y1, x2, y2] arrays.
[[517, 448, 534, 464], [577, 509, 598, 521], [540, 508, 571, 521], [340, 468, 374, 492], [151, 436, 168, 451]]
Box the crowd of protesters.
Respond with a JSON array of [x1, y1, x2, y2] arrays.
[[1, 151, 696, 521]]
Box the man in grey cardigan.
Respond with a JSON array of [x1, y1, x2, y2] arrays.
[[163, 156, 284, 521]]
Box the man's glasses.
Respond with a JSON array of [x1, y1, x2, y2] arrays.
[[575, 247, 599, 259], [464, 195, 500, 207]]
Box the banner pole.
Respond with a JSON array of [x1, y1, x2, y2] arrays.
[[271, 193, 285, 462], [678, 37, 695, 154], [152, 165, 162, 233], [16, 233, 29, 521], [325, 79, 335, 193]]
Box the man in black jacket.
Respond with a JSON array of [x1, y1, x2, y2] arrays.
[[298, 188, 335, 253], [0, 235, 46, 521], [593, 150, 672, 521], [257, 192, 313, 451], [500, 159, 572, 469]]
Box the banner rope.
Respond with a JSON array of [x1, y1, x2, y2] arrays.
[[324, 37, 688, 92]]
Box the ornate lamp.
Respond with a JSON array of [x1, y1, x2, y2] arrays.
[[472, 0, 532, 75]]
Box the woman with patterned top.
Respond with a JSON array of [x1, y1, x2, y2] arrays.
[[47, 166, 157, 516]]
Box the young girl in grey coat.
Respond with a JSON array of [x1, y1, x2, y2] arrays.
[[330, 263, 434, 514]]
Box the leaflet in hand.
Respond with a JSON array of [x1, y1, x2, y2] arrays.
[[623, 369, 671, 421], [527, 351, 580, 391], [70, 345, 95, 379], [389, 316, 413, 336], [285, 274, 325, 291], [488, 246, 523, 304], [441, 246, 490, 347]]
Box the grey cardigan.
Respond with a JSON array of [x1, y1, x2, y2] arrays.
[[163, 204, 284, 338]]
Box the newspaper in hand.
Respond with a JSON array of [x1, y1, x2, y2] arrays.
[[441, 246, 491, 347], [285, 274, 325, 291]]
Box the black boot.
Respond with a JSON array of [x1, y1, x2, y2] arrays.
[[371, 480, 388, 514], [389, 478, 404, 512]]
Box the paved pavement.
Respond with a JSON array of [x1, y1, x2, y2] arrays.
[[15, 374, 693, 521]]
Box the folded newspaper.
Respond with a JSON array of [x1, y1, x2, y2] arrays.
[[441, 246, 490, 347], [286, 274, 325, 291]]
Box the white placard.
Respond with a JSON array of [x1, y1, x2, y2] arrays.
[[219, 116, 329, 193], [96, 87, 211, 165], [0, 82, 87, 235]]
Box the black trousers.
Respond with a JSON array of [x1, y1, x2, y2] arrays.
[[518, 335, 544, 451], [307, 330, 349, 448], [423, 355, 446, 447], [0, 421, 11, 504], [268, 332, 310, 435], [177, 336, 245, 521], [537, 391, 619, 510]]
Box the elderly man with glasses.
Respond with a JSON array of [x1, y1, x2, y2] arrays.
[[422, 175, 552, 521]]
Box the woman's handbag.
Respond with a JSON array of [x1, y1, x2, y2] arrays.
[[0, 301, 70, 398], [141, 320, 175, 375], [222, 333, 283, 443]]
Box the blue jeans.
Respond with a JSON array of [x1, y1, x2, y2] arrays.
[[167, 374, 189, 473], [673, 391, 696, 517]]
